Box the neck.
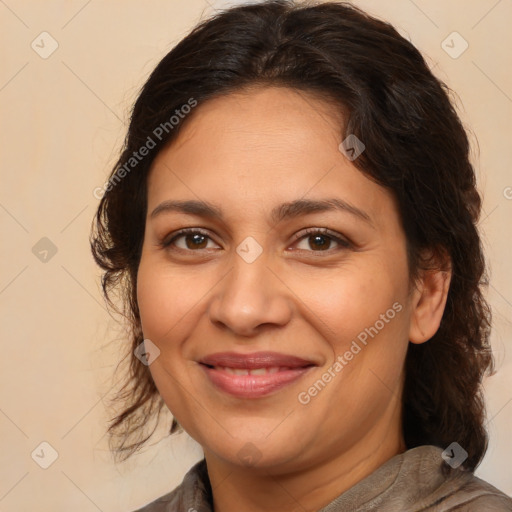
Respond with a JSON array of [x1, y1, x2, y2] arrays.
[[204, 403, 406, 512]]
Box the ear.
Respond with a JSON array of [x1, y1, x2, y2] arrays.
[[409, 250, 452, 345]]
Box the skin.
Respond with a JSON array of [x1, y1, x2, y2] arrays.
[[136, 86, 451, 512]]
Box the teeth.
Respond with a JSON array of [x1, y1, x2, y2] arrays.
[[214, 366, 290, 375]]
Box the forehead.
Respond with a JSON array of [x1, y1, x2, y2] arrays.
[[147, 87, 398, 229]]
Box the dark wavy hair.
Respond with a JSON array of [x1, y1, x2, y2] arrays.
[[91, 0, 494, 470]]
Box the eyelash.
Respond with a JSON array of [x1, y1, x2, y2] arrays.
[[161, 227, 351, 254]]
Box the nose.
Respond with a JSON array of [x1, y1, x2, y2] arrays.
[[208, 251, 293, 337]]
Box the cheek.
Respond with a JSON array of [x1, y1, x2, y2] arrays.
[[136, 256, 200, 342], [136, 262, 170, 340], [136, 259, 205, 431], [290, 258, 407, 347]]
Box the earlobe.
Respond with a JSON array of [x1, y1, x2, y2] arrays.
[[409, 262, 452, 345]]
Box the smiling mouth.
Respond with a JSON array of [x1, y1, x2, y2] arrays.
[[198, 352, 316, 398], [203, 365, 301, 375]]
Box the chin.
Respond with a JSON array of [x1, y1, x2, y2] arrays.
[[198, 426, 308, 471]]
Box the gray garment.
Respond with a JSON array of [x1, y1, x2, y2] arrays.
[[133, 445, 512, 511]]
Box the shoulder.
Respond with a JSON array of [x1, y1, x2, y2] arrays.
[[435, 472, 512, 511], [131, 489, 178, 512], [129, 459, 212, 512], [366, 445, 512, 511]]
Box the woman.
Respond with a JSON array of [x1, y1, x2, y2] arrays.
[[91, 1, 512, 510]]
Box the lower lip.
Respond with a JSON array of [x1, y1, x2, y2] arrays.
[[200, 365, 313, 398]]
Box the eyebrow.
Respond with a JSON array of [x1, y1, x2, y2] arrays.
[[150, 198, 374, 227]]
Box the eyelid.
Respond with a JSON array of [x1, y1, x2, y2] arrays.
[[161, 226, 351, 253], [290, 227, 351, 248], [162, 227, 219, 248]]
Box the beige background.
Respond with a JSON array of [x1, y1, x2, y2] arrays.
[[0, 0, 511, 510]]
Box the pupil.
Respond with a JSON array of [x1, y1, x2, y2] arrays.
[[184, 234, 331, 251], [311, 235, 329, 251], [187, 234, 207, 249]]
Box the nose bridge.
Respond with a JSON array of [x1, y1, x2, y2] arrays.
[[209, 242, 291, 335]]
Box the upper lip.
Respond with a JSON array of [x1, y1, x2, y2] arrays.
[[199, 351, 316, 369]]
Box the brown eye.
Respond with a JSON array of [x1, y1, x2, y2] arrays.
[[182, 233, 209, 250], [305, 233, 332, 251], [293, 228, 351, 253], [162, 229, 220, 251]]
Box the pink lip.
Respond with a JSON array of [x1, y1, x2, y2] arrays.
[[200, 351, 315, 369], [199, 351, 316, 399]]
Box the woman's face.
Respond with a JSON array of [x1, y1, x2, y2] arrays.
[[137, 86, 418, 472]]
